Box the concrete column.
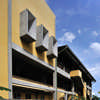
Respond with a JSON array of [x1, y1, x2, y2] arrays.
[[65, 93, 67, 100], [53, 59, 57, 100], [83, 82, 87, 100], [90, 90, 92, 100], [8, 0, 12, 99], [72, 83, 74, 100]]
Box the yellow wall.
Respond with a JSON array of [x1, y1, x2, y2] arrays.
[[0, 0, 9, 98], [57, 92, 65, 100], [14, 90, 53, 100], [70, 70, 82, 78], [0, 0, 55, 98], [12, 0, 56, 67], [83, 82, 87, 99]]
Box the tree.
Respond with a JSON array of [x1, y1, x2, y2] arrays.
[[92, 95, 99, 100]]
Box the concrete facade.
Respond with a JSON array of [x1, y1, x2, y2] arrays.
[[47, 36, 58, 59], [20, 9, 37, 43], [36, 24, 49, 52]]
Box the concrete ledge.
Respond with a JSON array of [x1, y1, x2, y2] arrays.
[[12, 77, 55, 92], [12, 42, 55, 71], [57, 67, 70, 79], [86, 85, 92, 90], [57, 89, 76, 95]]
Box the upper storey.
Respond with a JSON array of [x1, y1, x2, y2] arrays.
[[12, 0, 57, 66], [12, 0, 55, 38]]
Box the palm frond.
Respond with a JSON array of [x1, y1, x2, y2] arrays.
[[0, 87, 11, 92]]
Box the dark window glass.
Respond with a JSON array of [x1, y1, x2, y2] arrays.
[[35, 95, 38, 100], [25, 93, 31, 99], [41, 95, 45, 100], [13, 92, 21, 99]]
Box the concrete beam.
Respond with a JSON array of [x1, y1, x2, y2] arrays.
[[12, 78, 55, 92], [57, 67, 70, 79], [57, 89, 76, 95]]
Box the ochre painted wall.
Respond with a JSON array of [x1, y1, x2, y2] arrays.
[[70, 70, 82, 78], [0, 0, 56, 98], [0, 0, 9, 98], [14, 90, 53, 100], [12, 0, 56, 67], [83, 82, 87, 99], [57, 92, 65, 100]]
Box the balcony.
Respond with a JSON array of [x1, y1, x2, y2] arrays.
[[70, 70, 82, 78], [12, 76, 55, 92], [47, 36, 58, 59], [20, 9, 36, 43], [70, 70, 84, 87], [12, 42, 54, 71], [36, 25, 49, 52]]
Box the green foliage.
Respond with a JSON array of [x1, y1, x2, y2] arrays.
[[98, 92, 100, 94], [0, 87, 11, 91], [92, 95, 99, 100], [71, 95, 86, 100], [0, 86, 11, 99], [0, 96, 6, 100]]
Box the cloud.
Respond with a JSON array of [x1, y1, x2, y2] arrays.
[[66, 8, 88, 16], [96, 16, 100, 22], [92, 31, 99, 36], [84, 27, 91, 32], [62, 28, 67, 32], [90, 42, 100, 54], [78, 29, 81, 34], [66, 9, 76, 16], [58, 32, 76, 43], [88, 63, 100, 77]]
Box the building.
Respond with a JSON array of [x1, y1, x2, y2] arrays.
[[0, 0, 57, 99], [0, 0, 95, 100], [57, 45, 96, 100]]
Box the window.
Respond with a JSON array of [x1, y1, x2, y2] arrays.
[[25, 93, 31, 99], [41, 95, 45, 100], [13, 92, 21, 99]]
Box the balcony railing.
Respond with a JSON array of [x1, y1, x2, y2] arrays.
[[57, 67, 70, 79]]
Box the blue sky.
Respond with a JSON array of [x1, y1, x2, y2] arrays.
[[46, 0, 100, 97]]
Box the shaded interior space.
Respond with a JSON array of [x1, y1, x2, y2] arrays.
[[58, 45, 94, 87], [13, 86, 53, 99], [12, 49, 53, 86], [86, 89, 91, 100], [57, 74, 72, 91], [87, 94, 91, 100], [71, 77, 83, 96]]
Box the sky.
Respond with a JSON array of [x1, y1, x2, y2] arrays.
[[46, 0, 100, 97]]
